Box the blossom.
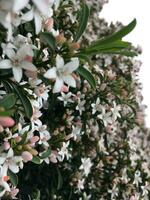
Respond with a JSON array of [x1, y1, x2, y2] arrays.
[[79, 158, 93, 177], [58, 92, 74, 106], [58, 141, 71, 162], [44, 55, 79, 93], [0, 166, 10, 197], [0, 45, 37, 82], [97, 107, 112, 127], [0, 148, 23, 174], [91, 97, 101, 114]]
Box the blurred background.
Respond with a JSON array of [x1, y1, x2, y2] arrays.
[[100, 0, 150, 127]]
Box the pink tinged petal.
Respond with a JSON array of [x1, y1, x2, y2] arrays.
[[0, 59, 12, 69], [56, 55, 64, 69], [17, 45, 30, 60], [34, 10, 42, 34], [20, 61, 37, 71], [3, 141, 10, 150], [32, 0, 50, 16], [13, 0, 29, 12], [53, 78, 64, 93], [0, 117, 15, 127], [21, 9, 34, 21], [63, 75, 76, 88], [44, 67, 57, 79], [64, 58, 79, 73], [22, 151, 33, 162], [12, 67, 23, 82]]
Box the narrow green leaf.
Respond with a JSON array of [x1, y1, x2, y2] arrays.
[[40, 32, 56, 50], [0, 110, 14, 116], [77, 66, 96, 89], [8, 170, 18, 186], [10, 82, 33, 119], [31, 156, 42, 164], [57, 167, 63, 190], [40, 148, 51, 159], [90, 18, 137, 46], [0, 93, 16, 110], [74, 3, 90, 41]]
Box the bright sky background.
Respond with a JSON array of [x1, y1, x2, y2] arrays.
[[100, 0, 150, 127]]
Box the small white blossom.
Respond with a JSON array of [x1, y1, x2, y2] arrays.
[[44, 55, 79, 93], [79, 158, 93, 177], [58, 92, 74, 106]]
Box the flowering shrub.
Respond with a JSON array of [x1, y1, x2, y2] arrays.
[[0, 0, 149, 199]]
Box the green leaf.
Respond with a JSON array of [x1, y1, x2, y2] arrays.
[[8, 170, 18, 186], [57, 167, 63, 190], [77, 66, 96, 89], [0, 93, 16, 110], [74, 3, 90, 41], [10, 82, 33, 119], [90, 18, 137, 46], [40, 32, 56, 50], [40, 148, 51, 159], [31, 156, 42, 164]]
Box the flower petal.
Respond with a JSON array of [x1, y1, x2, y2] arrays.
[[44, 67, 57, 79], [56, 55, 65, 69], [53, 78, 63, 93], [9, 162, 19, 173], [34, 10, 42, 34], [0, 59, 12, 69], [63, 75, 76, 88], [13, 0, 29, 12], [21, 8, 34, 21], [12, 67, 23, 82], [64, 57, 79, 73], [32, 0, 51, 16], [20, 61, 37, 71]]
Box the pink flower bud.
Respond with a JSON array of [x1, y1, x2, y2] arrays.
[[22, 151, 33, 162], [15, 136, 22, 143], [0, 125, 4, 133], [61, 85, 69, 93], [30, 136, 39, 144], [25, 70, 38, 79], [3, 141, 10, 150], [0, 116, 15, 127], [44, 18, 54, 31]]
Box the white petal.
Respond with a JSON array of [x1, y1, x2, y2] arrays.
[[0, 157, 6, 165], [17, 45, 30, 60], [5, 48, 16, 60], [13, 0, 29, 12], [64, 58, 79, 73], [34, 10, 42, 34], [20, 61, 37, 71], [9, 163, 19, 173], [21, 9, 34, 21], [7, 148, 14, 158], [44, 67, 57, 79], [56, 55, 64, 69], [63, 75, 76, 87], [53, 78, 63, 93], [12, 67, 23, 82], [32, 0, 50, 16], [0, 59, 12, 69]]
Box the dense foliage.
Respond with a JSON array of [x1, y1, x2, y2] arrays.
[[0, 0, 149, 200]]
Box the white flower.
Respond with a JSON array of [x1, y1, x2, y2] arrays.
[[0, 45, 37, 82], [76, 100, 86, 115], [91, 97, 101, 114], [0, 148, 23, 174], [79, 158, 93, 177], [97, 107, 112, 127], [108, 185, 119, 199], [21, 0, 54, 34], [111, 102, 121, 120], [58, 141, 71, 162], [0, 166, 10, 197], [133, 171, 142, 187], [58, 92, 74, 106], [77, 179, 85, 191], [44, 55, 79, 93], [38, 125, 51, 147]]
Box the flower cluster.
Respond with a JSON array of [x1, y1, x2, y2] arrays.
[[0, 0, 149, 199]]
